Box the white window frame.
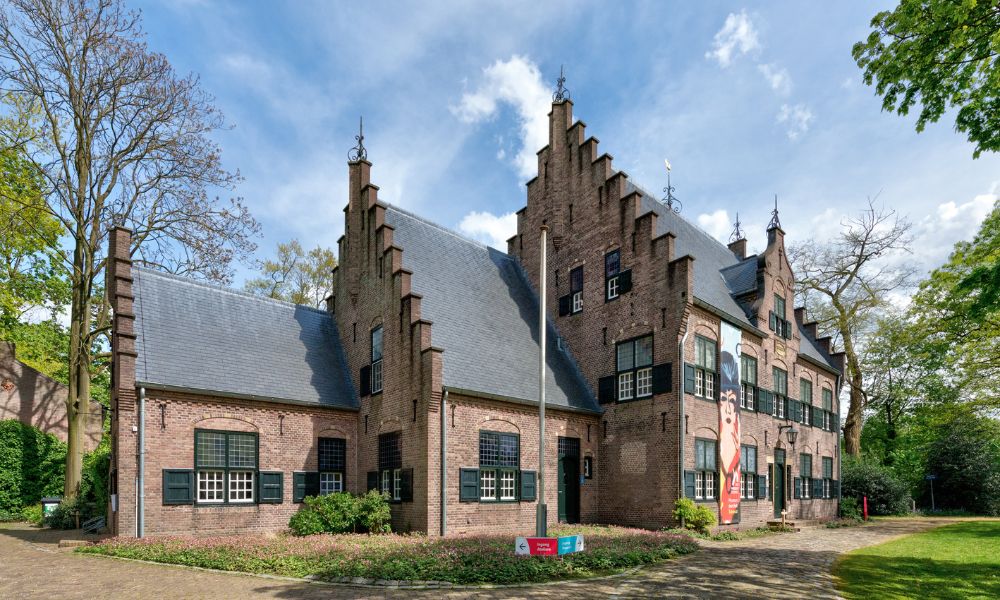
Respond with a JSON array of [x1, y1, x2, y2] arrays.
[[381, 469, 391, 495], [605, 250, 621, 301], [393, 468, 402, 501], [696, 471, 716, 500], [228, 470, 254, 503], [197, 470, 224, 503], [618, 372, 634, 400], [371, 326, 384, 394], [479, 469, 496, 500], [606, 277, 619, 300], [499, 471, 516, 501], [636, 367, 653, 397], [320, 472, 344, 495], [572, 291, 583, 313]]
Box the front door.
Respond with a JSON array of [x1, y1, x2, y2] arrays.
[[557, 437, 580, 523], [773, 449, 786, 518]]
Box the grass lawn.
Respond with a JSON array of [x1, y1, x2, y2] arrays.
[[833, 521, 1000, 600], [78, 524, 698, 586]]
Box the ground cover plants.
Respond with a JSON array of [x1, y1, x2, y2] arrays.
[[78, 524, 698, 585]]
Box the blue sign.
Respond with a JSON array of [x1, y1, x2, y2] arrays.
[[557, 534, 585, 555]]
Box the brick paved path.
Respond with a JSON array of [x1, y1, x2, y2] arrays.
[[0, 519, 947, 599]]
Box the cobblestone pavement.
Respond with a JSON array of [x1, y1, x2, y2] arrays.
[[0, 519, 949, 600]]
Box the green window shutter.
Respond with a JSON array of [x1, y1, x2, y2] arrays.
[[619, 269, 632, 293], [400, 468, 413, 502], [793, 477, 802, 499], [459, 468, 479, 502], [598, 375, 616, 404], [832, 413, 840, 431], [759, 390, 773, 415], [684, 470, 696, 498], [713, 372, 721, 400], [651, 363, 672, 394], [833, 480, 840, 497], [293, 472, 307, 503], [683, 364, 696, 394], [519, 470, 537, 502], [162, 469, 194, 505], [783, 319, 792, 339], [366, 471, 378, 492], [813, 478, 824, 499], [259, 471, 283, 504], [757, 471, 768, 500], [769, 311, 776, 331]]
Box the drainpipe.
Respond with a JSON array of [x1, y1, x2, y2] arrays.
[[835, 374, 842, 509], [440, 389, 448, 537], [137, 386, 146, 538], [678, 322, 691, 513]]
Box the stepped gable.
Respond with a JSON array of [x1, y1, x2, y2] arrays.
[[384, 205, 599, 413], [133, 268, 357, 408]]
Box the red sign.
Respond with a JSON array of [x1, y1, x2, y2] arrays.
[[515, 537, 558, 556]]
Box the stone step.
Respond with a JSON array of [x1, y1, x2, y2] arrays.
[[767, 519, 824, 530]]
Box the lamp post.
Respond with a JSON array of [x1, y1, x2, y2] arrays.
[[537, 225, 548, 538]]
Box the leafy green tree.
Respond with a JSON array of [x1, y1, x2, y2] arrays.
[[853, 0, 1000, 157], [246, 239, 337, 308], [923, 407, 1000, 515]]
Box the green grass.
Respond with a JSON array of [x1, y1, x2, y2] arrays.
[[78, 524, 698, 586], [660, 526, 790, 541], [834, 521, 1000, 599]]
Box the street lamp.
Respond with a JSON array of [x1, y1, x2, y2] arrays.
[[778, 425, 798, 446]]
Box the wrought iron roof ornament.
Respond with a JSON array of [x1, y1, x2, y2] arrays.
[[767, 194, 782, 230], [661, 159, 682, 214], [730, 212, 745, 243], [348, 116, 367, 161], [552, 65, 570, 103]]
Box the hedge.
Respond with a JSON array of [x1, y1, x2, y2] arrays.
[[0, 419, 66, 512]]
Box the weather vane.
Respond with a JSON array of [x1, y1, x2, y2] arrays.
[[661, 159, 682, 214], [767, 194, 782, 230], [730, 212, 745, 243], [348, 116, 367, 161], [553, 65, 570, 102]]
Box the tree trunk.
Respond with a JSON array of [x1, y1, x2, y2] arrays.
[[64, 234, 93, 501], [840, 317, 864, 456]]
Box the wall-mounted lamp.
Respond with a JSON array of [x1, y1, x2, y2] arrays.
[[778, 424, 798, 445]]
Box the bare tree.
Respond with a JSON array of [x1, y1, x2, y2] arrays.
[[789, 200, 916, 456], [0, 0, 259, 499], [245, 239, 337, 308]]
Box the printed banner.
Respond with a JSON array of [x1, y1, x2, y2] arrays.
[[719, 321, 742, 525]]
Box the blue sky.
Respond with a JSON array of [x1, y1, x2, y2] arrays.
[[135, 0, 999, 285]]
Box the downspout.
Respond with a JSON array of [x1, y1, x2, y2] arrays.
[[835, 374, 842, 509], [137, 386, 145, 538], [440, 389, 448, 537], [678, 322, 691, 512]]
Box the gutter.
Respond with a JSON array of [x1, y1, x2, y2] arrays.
[[136, 382, 361, 412], [440, 389, 448, 536], [137, 386, 145, 538], [440, 386, 601, 416]]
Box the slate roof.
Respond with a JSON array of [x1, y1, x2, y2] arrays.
[[384, 205, 600, 413], [133, 268, 357, 409]]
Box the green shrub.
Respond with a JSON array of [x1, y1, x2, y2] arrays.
[[22, 503, 43, 525], [356, 490, 391, 533], [841, 457, 911, 515], [0, 507, 24, 522], [0, 420, 66, 512], [288, 490, 392, 536], [673, 498, 717, 534], [80, 438, 110, 519], [840, 496, 862, 520]]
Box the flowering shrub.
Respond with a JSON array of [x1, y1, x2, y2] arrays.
[[288, 490, 391, 535], [79, 524, 698, 585]]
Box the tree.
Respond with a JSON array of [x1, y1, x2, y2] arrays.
[[789, 200, 916, 456], [923, 407, 1000, 515], [245, 239, 337, 308], [0, 0, 259, 499], [853, 0, 1000, 158]]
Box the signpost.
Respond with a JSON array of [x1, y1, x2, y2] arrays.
[[925, 474, 937, 511], [515, 535, 584, 557]]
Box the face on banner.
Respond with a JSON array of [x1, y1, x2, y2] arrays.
[[718, 322, 742, 525]]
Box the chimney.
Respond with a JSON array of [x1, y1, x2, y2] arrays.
[[107, 227, 138, 411], [728, 238, 747, 260]]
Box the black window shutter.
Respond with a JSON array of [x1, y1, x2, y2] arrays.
[[769, 311, 776, 331], [360, 366, 371, 397], [293, 472, 307, 503], [652, 363, 672, 394], [520, 470, 537, 501], [832, 480, 840, 497], [793, 477, 802, 499], [619, 269, 632, 293], [813, 478, 824, 499], [758, 471, 768, 500], [832, 413, 840, 431], [558, 294, 571, 316], [683, 470, 696, 498], [597, 375, 616, 404], [400, 468, 413, 502], [683, 363, 696, 394], [259, 471, 283, 504], [714, 372, 721, 400], [162, 469, 194, 505], [305, 472, 320, 497], [366, 471, 378, 492], [784, 320, 792, 339], [459, 468, 479, 502]]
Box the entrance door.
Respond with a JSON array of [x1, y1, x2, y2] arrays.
[[557, 437, 581, 523], [773, 449, 786, 518]]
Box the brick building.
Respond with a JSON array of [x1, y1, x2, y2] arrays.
[[107, 94, 843, 538]]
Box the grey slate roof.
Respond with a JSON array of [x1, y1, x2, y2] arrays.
[[133, 268, 357, 409], [384, 206, 599, 413]]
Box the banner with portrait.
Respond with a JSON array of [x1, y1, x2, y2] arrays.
[[718, 321, 742, 524]]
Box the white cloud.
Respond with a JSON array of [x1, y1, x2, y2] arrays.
[[457, 210, 518, 249], [452, 55, 550, 179], [758, 63, 792, 96], [697, 209, 732, 242], [706, 10, 760, 67], [777, 103, 814, 140], [910, 184, 997, 272]]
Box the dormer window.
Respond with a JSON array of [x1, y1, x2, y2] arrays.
[[770, 294, 792, 339]]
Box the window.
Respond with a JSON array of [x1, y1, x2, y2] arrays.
[[479, 431, 520, 501], [570, 266, 583, 314], [194, 430, 257, 504], [393, 468, 401, 501], [616, 335, 653, 400], [822, 388, 834, 430], [800, 378, 813, 425], [800, 453, 813, 499], [740, 355, 758, 410], [370, 326, 383, 394], [772, 293, 792, 338], [583, 456, 593, 479], [378, 431, 401, 500], [740, 445, 757, 499], [695, 439, 717, 500], [605, 250, 621, 300], [318, 437, 346, 495], [694, 337, 717, 400], [773, 368, 788, 418], [822, 456, 834, 499]]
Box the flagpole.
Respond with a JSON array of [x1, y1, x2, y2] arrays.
[[537, 225, 548, 538]]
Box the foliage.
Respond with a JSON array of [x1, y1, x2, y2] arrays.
[[80, 436, 110, 519], [834, 521, 1000, 599], [79, 524, 699, 585], [245, 239, 337, 308], [853, 0, 1000, 158], [44, 494, 102, 529], [922, 409, 1000, 516], [672, 498, 717, 534], [0, 506, 24, 521], [826, 518, 863, 529], [0, 419, 65, 512], [841, 457, 912, 516], [289, 491, 391, 536], [840, 496, 863, 520], [21, 503, 42, 525]]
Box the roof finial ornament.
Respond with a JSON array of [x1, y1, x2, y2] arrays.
[[348, 116, 367, 161], [552, 65, 570, 103], [730, 212, 745, 243], [767, 194, 782, 230], [661, 159, 682, 214]]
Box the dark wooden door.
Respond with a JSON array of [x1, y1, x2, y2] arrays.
[[557, 437, 580, 524], [773, 449, 786, 518]]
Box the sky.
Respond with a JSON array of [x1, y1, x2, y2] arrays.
[[133, 0, 1000, 286]]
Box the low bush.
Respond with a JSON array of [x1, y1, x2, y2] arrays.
[[841, 457, 911, 516], [0, 507, 24, 522], [840, 496, 862, 520], [289, 490, 391, 536], [0, 420, 66, 512], [673, 498, 717, 534], [22, 504, 43, 525], [44, 496, 101, 529]]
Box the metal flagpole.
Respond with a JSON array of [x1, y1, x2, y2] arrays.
[[537, 225, 548, 538]]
